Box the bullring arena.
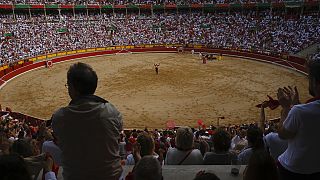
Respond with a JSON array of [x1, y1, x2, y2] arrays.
[[0, 50, 310, 129], [1, 2, 320, 180]]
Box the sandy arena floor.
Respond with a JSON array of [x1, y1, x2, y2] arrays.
[[0, 53, 310, 128]]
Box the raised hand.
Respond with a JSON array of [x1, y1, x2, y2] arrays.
[[283, 86, 300, 106], [277, 88, 292, 108], [292, 86, 300, 105], [261, 101, 269, 108]]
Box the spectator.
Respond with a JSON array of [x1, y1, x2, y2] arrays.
[[198, 139, 210, 157], [203, 129, 237, 165], [0, 153, 57, 180], [41, 133, 62, 166], [128, 155, 162, 180], [194, 171, 220, 180], [52, 62, 123, 180], [277, 58, 320, 179], [165, 127, 203, 165], [11, 138, 33, 158], [238, 126, 265, 165], [243, 149, 279, 180], [230, 128, 247, 152], [263, 125, 288, 160], [259, 101, 287, 160], [0, 154, 32, 180], [0, 134, 11, 155], [42, 156, 58, 180], [119, 133, 127, 159], [126, 131, 159, 165], [23, 153, 48, 179], [0, 12, 319, 66]]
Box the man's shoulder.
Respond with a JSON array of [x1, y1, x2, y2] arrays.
[[191, 149, 202, 154], [188, 149, 202, 159], [291, 101, 320, 115], [103, 102, 118, 110], [167, 147, 176, 152], [265, 132, 277, 139], [294, 100, 320, 110], [101, 102, 122, 117], [238, 147, 252, 157], [43, 140, 54, 146], [52, 107, 68, 120], [265, 132, 285, 143], [42, 141, 58, 150], [167, 147, 180, 155]]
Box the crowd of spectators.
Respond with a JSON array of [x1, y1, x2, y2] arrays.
[[1, 11, 319, 66], [1, 74, 320, 179], [0, 104, 284, 179], [0, 0, 295, 5]]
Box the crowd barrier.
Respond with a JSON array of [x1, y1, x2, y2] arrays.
[[0, 45, 307, 123]]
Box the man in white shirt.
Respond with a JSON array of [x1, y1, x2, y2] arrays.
[[231, 129, 247, 152], [277, 58, 320, 179], [264, 130, 287, 160]]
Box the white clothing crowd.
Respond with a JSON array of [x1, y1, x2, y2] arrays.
[[0, 11, 319, 65]]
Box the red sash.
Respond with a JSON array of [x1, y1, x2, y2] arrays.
[[305, 96, 320, 103]]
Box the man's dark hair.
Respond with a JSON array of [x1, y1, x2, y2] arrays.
[[307, 58, 320, 82], [137, 132, 154, 157], [194, 171, 220, 180], [244, 149, 279, 180], [67, 62, 98, 95], [134, 155, 162, 180], [11, 139, 33, 158], [246, 127, 264, 150], [212, 129, 231, 152]]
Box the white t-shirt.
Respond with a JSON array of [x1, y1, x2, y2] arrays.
[[264, 132, 287, 160], [231, 135, 248, 151], [45, 171, 57, 180], [238, 147, 253, 165], [42, 141, 62, 166], [278, 100, 320, 174], [165, 147, 203, 165]]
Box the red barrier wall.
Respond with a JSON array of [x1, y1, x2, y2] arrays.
[[189, 48, 306, 74]]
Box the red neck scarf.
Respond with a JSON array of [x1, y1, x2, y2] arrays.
[[305, 96, 320, 103]]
